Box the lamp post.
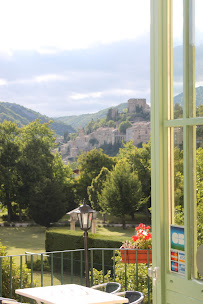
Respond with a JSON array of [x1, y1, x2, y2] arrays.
[[76, 201, 96, 287]]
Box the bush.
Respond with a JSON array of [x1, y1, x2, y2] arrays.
[[0, 242, 32, 299], [45, 230, 122, 273], [90, 252, 152, 304]]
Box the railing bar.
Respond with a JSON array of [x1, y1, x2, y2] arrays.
[[20, 255, 23, 303], [124, 250, 127, 290], [102, 250, 104, 283], [10, 256, 12, 298], [0, 258, 2, 297], [51, 253, 54, 286], [113, 250, 115, 281], [136, 250, 138, 290], [90, 249, 93, 287], [71, 251, 73, 283], [80, 251, 83, 286], [61, 252, 63, 285], [41, 254, 43, 287], [31, 255, 33, 287]]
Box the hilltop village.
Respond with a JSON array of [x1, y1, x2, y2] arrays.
[[56, 98, 151, 163]]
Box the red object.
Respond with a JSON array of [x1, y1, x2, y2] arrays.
[[120, 248, 152, 264]]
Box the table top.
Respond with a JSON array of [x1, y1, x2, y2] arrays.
[[15, 284, 129, 304]]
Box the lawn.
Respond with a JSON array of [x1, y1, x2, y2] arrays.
[[0, 226, 46, 255], [0, 225, 136, 256]]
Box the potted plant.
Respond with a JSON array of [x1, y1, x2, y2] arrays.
[[120, 223, 152, 264]]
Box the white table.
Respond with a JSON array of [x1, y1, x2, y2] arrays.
[[15, 284, 129, 304]]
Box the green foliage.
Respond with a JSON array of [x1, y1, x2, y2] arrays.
[[100, 159, 142, 228], [0, 119, 76, 225], [90, 253, 151, 303], [174, 103, 183, 119], [117, 141, 151, 220], [99, 142, 123, 157], [118, 120, 132, 134], [88, 167, 110, 211], [89, 138, 99, 146], [0, 242, 32, 299], [76, 148, 116, 202], [0, 121, 21, 221], [45, 230, 122, 273]]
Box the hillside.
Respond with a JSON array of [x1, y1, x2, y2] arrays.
[[0, 102, 75, 136], [174, 86, 203, 106], [55, 103, 128, 129]]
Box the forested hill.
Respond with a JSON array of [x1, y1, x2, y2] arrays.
[[0, 101, 75, 136], [55, 103, 128, 129], [174, 86, 203, 106]]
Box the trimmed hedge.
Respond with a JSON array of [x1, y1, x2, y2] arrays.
[[45, 230, 122, 274]]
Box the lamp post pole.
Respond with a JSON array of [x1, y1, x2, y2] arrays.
[[76, 201, 96, 287], [84, 230, 89, 287]]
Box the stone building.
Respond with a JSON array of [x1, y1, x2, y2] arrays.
[[128, 98, 150, 114], [126, 121, 151, 146]]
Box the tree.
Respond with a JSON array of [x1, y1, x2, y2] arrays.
[[76, 148, 116, 203], [18, 120, 75, 226], [100, 160, 142, 228], [118, 141, 151, 221], [87, 167, 110, 217], [0, 121, 21, 221], [118, 120, 132, 134]]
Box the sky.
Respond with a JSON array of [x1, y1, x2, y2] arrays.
[[0, 0, 202, 117]]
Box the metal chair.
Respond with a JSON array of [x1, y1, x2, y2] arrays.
[[91, 282, 122, 294], [116, 291, 144, 304]]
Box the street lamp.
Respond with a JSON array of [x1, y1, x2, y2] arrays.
[[76, 201, 96, 287]]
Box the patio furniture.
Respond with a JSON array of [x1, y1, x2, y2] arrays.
[[0, 297, 27, 304], [115, 291, 144, 304], [91, 282, 121, 294], [15, 283, 128, 304], [0, 298, 17, 304]]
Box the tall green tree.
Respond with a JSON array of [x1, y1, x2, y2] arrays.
[[76, 148, 116, 203], [87, 167, 110, 216], [118, 141, 151, 221], [0, 121, 21, 221], [17, 120, 75, 225], [100, 159, 142, 228]]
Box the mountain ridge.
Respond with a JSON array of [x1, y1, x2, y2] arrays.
[[0, 101, 75, 136]]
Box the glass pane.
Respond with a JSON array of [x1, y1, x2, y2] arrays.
[[195, 125, 203, 280], [196, 0, 203, 117], [173, 0, 183, 119], [174, 127, 184, 225]]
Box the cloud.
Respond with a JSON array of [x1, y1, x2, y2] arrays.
[[0, 38, 151, 116], [34, 74, 68, 83]]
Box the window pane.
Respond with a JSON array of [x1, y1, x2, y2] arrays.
[[174, 127, 184, 225], [196, 0, 203, 117], [195, 125, 203, 280], [173, 0, 183, 119]]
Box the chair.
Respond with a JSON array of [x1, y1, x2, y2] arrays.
[[0, 297, 27, 304], [115, 291, 144, 304], [0, 298, 17, 304], [91, 282, 122, 294]]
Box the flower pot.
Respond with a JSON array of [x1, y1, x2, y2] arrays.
[[120, 248, 152, 264]]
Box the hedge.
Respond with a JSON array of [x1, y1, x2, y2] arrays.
[[45, 230, 122, 274]]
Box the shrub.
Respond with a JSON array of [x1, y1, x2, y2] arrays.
[[0, 242, 32, 299], [90, 252, 152, 304]]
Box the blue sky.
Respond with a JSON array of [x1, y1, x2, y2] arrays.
[[0, 0, 202, 117]]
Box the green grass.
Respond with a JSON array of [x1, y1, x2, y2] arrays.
[[0, 225, 137, 256], [0, 226, 46, 255]]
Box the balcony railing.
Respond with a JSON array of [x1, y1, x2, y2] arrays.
[[0, 248, 152, 304]]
